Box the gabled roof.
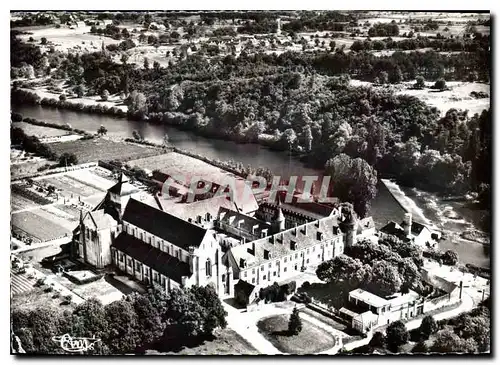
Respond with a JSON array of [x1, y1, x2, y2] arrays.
[[82, 210, 117, 230], [112, 232, 191, 284], [380, 221, 405, 236], [218, 206, 271, 237], [357, 217, 375, 234], [421, 269, 458, 294], [108, 173, 138, 196], [122, 198, 208, 250], [158, 195, 235, 222], [235, 279, 256, 297]]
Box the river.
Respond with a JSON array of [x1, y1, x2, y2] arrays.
[[11, 104, 490, 267]]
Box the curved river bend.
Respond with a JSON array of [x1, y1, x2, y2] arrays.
[[12, 104, 489, 268]]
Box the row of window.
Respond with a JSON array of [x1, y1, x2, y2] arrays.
[[124, 223, 184, 260]]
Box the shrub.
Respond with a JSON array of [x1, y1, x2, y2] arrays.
[[288, 307, 303, 335]]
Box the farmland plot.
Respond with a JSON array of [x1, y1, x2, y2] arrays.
[[14, 122, 70, 138], [49, 139, 162, 164], [11, 210, 70, 242], [41, 174, 102, 199]]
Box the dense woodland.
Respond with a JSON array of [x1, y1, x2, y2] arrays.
[[12, 284, 226, 354], [10, 16, 491, 220]]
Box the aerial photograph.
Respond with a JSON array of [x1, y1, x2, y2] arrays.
[[10, 10, 491, 356]]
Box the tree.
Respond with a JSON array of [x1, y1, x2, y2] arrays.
[[419, 315, 438, 340], [75, 84, 85, 98], [324, 154, 378, 217], [434, 79, 447, 90], [132, 130, 142, 141], [430, 329, 477, 353], [71, 298, 110, 354], [143, 57, 150, 69], [129, 293, 165, 348], [316, 255, 368, 285], [329, 40, 336, 51], [378, 71, 389, 84], [441, 250, 458, 265], [288, 307, 302, 335], [415, 76, 425, 89], [11, 112, 23, 122], [59, 93, 67, 102], [101, 89, 110, 101], [386, 320, 409, 352], [105, 299, 141, 354], [58, 153, 78, 167], [412, 341, 428, 353], [366, 260, 402, 297], [369, 331, 386, 349], [97, 125, 108, 136], [41, 37, 47, 45]]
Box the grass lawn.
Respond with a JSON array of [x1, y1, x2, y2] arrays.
[[145, 328, 259, 355], [49, 139, 162, 164], [257, 314, 336, 355]]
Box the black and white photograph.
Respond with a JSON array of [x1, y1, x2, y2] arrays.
[[9, 8, 491, 356]]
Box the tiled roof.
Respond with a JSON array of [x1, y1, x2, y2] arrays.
[[218, 207, 271, 237], [228, 215, 341, 269], [112, 232, 191, 283], [159, 195, 236, 222], [122, 198, 208, 250], [421, 269, 458, 294]]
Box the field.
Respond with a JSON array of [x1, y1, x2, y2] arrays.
[[17, 25, 121, 53], [11, 167, 118, 243], [257, 314, 336, 354], [11, 210, 71, 242], [11, 149, 54, 180], [49, 138, 163, 164], [14, 121, 71, 138], [350, 80, 490, 117], [146, 328, 259, 355], [129, 152, 238, 184]]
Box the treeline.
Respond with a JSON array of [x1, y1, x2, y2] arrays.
[[350, 33, 490, 53], [11, 13, 54, 28], [11, 285, 227, 354]]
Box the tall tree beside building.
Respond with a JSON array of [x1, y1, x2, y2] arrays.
[[324, 154, 377, 217], [288, 307, 302, 335]]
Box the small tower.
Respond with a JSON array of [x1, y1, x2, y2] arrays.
[[340, 208, 356, 248], [402, 213, 412, 239], [104, 172, 139, 221], [271, 199, 286, 233]]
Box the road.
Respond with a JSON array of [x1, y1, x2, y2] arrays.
[[11, 236, 72, 254]]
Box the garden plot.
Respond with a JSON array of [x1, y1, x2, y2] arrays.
[[11, 210, 70, 242], [11, 193, 40, 212], [49, 139, 162, 164], [41, 174, 102, 199], [66, 168, 116, 192]]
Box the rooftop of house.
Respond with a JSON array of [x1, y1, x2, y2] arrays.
[[357, 216, 376, 234], [156, 195, 236, 223], [228, 214, 341, 270], [217, 207, 271, 237], [234, 279, 256, 297], [259, 199, 337, 221], [354, 310, 378, 323], [111, 232, 191, 284], [421, 269, 459, 294], [349, 288, 389, 308], [122, 198, 209, 250], [386, 290, 421, 307], [380, 220, 431, 238]]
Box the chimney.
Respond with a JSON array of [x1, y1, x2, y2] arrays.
[[247, 241, 256, 255], [269, 235, 274, 244], [252, 224, 259, 235], [241, 237, 246, 245], [188, 218, 192, 223], [196, 215, 202, 224], [206, 212, 212, 221], [260, 228, 268, 238], [404, 213, 412, 237]]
